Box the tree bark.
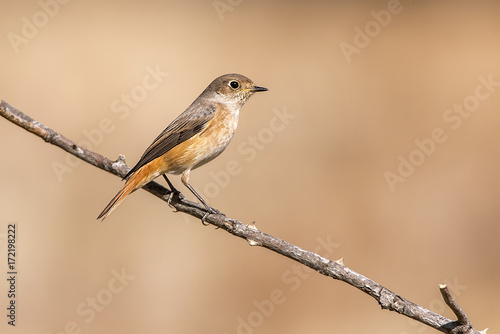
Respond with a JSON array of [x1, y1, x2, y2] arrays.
[[0, 100, 486, 334]]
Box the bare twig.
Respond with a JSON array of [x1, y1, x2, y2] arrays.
[[0, 100, 484, 334], [439, 285, 487, 334], [440, 284, 469, 324]]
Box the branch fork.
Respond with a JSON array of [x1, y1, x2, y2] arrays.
[[0, 100, 485, 334]]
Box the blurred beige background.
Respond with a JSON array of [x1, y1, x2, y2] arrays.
[[1, 0, 499, 333]]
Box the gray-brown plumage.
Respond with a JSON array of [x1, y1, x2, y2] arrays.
[[98, 74, 267, 220]]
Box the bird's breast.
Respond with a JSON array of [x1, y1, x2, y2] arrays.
[[162, 104, 240, 173], [191, 104, 239, 166]]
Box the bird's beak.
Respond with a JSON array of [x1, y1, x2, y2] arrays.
[[252, 85, 268, 92]]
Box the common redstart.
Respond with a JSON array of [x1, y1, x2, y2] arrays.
[[97, 73, 267, 221]]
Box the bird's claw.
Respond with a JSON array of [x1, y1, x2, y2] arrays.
[[166, 190, 181, 211], [200, 207, 224, 226]]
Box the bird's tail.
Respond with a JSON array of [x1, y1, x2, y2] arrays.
[[97, 167, 155, 221], [97, 181, 136, 220], [97, 159, 165, 220]]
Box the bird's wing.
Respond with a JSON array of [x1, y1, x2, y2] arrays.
[[123, 103, 216, 180]]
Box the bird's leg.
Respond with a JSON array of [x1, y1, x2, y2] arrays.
[[163, 174, 180, 209], [181, 169, 222, 225]]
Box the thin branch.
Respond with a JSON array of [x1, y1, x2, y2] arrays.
[[0, 100, 484, 334], [440, 284, 469, 324]]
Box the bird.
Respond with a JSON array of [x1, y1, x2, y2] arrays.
[[97, 73, 267, 221]]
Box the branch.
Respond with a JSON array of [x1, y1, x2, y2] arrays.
[[0, 100, 485, 334]]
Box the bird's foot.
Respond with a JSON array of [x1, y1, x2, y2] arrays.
[[201, 207, 224, 226], [166, 189, 181, 210]]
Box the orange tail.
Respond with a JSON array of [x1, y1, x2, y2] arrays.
[[97, 158, 166, 220], [97, 180, 136, 220], [97, 168, 153, 220]]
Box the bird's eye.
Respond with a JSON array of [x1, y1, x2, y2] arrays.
[[229, 81, 240, 90]]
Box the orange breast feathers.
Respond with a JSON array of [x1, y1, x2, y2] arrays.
[[130, 102, 240, 189], [97, 73, 267, 221]]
